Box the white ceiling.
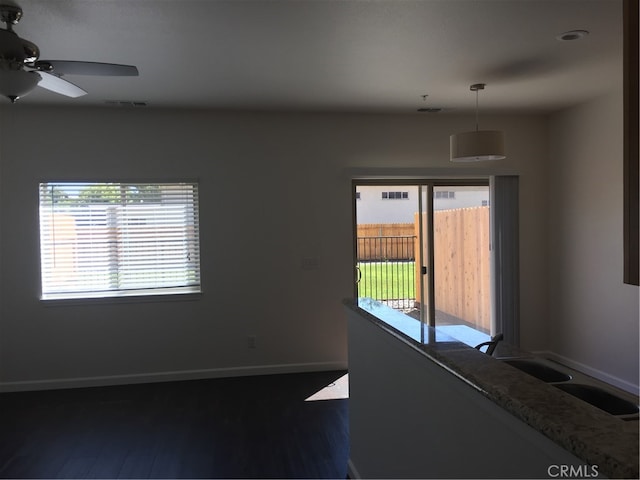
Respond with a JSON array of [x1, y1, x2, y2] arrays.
[[4, 0, 623, 113]]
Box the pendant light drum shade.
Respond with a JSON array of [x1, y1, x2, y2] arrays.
[[450, 83, 506, 162], [450, 130, 505, 162]]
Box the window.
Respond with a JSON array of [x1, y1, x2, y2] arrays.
[[382, 191, 409, 199], [434, 190, 455, 199], [38, 182, 201, 300]]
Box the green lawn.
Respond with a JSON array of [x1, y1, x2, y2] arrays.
[[357, 261, 416, 300]]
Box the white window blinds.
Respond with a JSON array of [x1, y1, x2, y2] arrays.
[[39, 182, 201, 300]]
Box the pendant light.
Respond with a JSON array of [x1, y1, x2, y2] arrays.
[[450, 83, 505, 162]]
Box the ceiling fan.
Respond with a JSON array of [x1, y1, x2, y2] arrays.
[[0, 2, 138, 103]]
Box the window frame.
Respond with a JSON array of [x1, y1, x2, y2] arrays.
[[37, 180, 203, 304]]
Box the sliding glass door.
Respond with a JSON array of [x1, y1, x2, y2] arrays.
[[354, 180, 493, 345]]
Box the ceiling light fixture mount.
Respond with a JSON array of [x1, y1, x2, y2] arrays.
[[557, 29, 589, 41], [450, 83, 505, 162], [417, 94, 442, 113]]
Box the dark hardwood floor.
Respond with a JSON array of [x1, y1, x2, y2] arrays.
[[0, 370, 349, 479]]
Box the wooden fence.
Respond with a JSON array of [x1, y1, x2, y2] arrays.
[[417, 207, 491, 332], [356, 207, 490, 331], [356, 223, 415, 261]]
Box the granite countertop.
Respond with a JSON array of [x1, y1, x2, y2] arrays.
[[345, 299, 639, 479]]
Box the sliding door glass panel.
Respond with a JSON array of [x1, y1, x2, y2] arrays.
[[355, 185, 419, 319], [432, 185, 491, 345]]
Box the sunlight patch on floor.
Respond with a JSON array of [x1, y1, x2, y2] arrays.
[[305, 373, 349, 401]]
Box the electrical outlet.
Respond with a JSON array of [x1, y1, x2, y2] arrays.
[[247, 335, 257, 349]]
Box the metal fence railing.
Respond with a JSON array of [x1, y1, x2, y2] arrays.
[[356, 236, 416, 310]]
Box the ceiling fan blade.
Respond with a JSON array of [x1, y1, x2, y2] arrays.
[[35, 60, 139, 76], [37, 71, 87, 98]]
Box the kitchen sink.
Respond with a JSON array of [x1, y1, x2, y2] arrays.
[[553, 383, 639, 416], [502, 359, 572, 383]]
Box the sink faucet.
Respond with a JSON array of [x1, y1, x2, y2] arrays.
[[474, 333, 504, 356]]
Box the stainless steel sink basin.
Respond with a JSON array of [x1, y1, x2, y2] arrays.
[[554, 383, 639, 416], [502, 359, 572, 383]]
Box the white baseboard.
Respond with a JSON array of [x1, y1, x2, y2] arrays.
[[0, 361, 348, 393], [347, 459, 361, 479], [533, 350, 639, 395]]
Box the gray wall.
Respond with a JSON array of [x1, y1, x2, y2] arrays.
[[0, 107, 549, 389], [0, 103, 635, 393], [548, 89, 639, 392]]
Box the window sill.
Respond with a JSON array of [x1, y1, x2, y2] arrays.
[[40, 288, 202, 306]]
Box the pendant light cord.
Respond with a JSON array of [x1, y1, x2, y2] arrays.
[[470, 83, 485, 132]]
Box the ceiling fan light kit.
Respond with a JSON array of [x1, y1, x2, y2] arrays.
[[450, 83, 506, 162], [0, 69, 40, 102], [0, 3, 139, 103]]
